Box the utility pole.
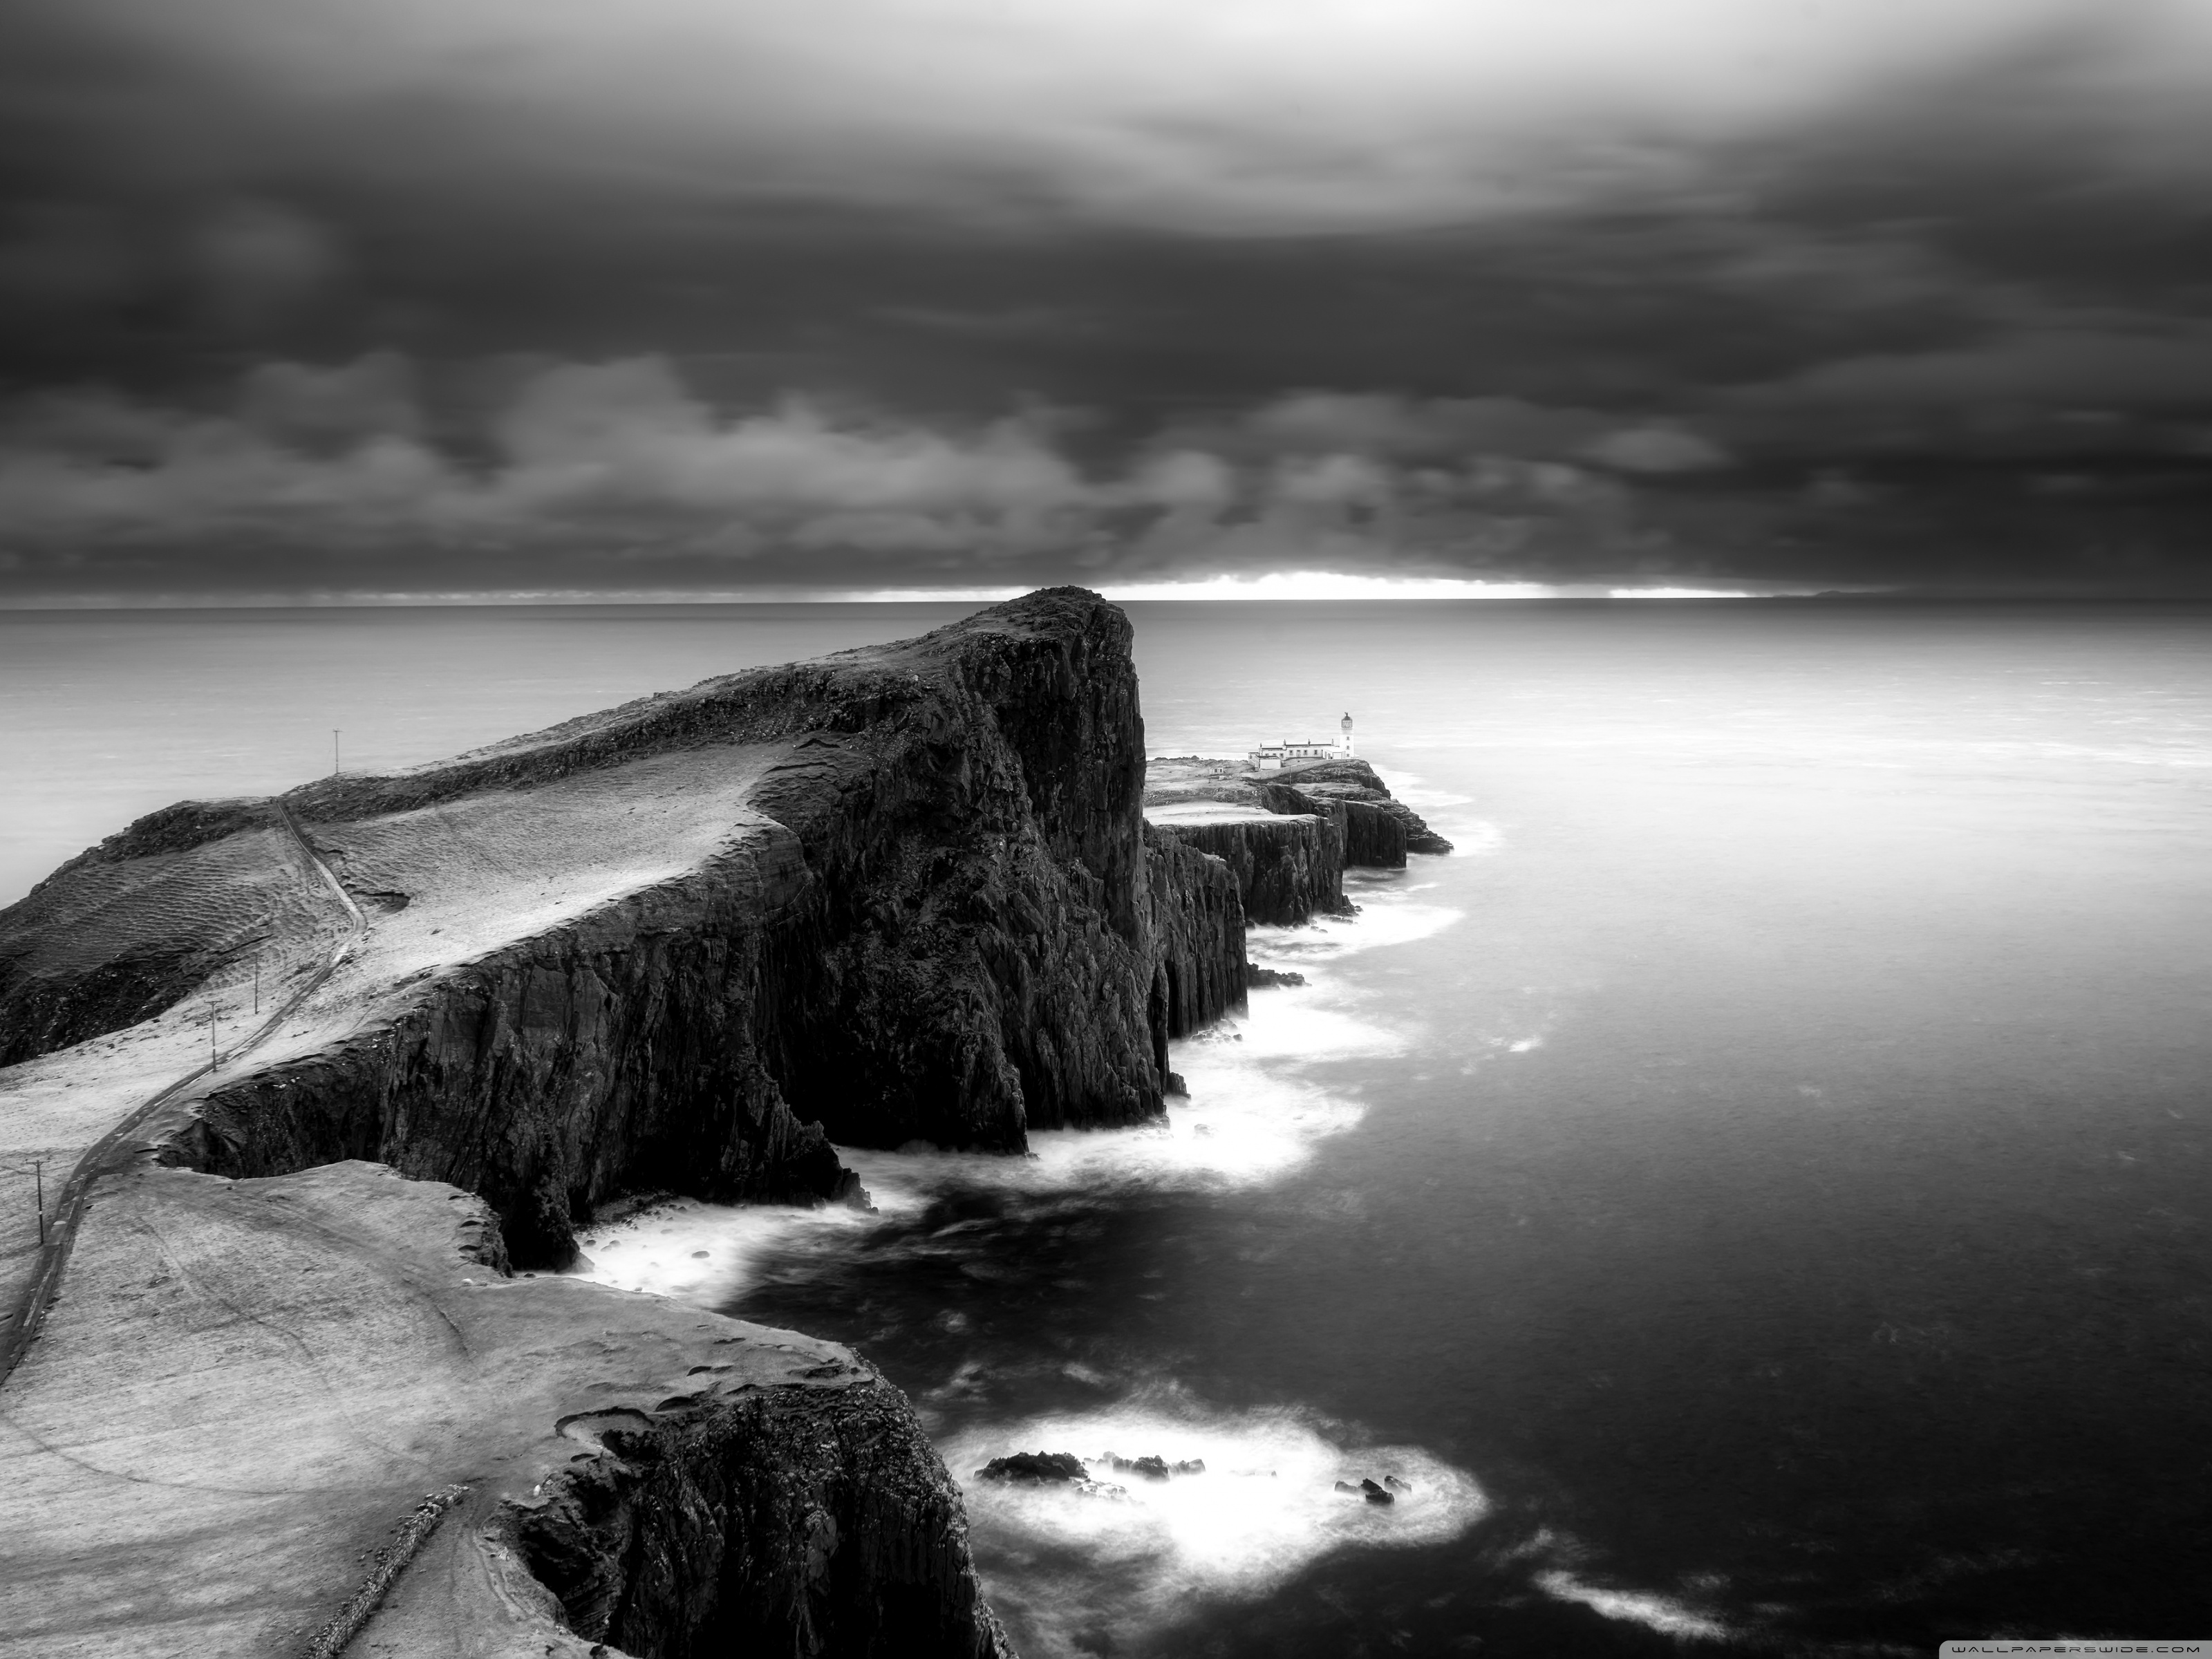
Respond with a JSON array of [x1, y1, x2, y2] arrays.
[[332, 729, 341, 776], [33, 1159, 44, 1248]]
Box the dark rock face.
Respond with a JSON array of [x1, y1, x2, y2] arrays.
[[177, 826, 866, 1265], [1268, 759, 1454, 856], [1250, 778, 1407, 871], [1140, 752, 1447, 929], [509, 1372, 1013, 1659], [1105, 1454, 1172, 1481], [1245, 964, 1307, 989], [977, 1452, 1087, 1484], [1143, 823, 1248, 1042], [1148, 813, 1350, 927], [16, 590, 1250, 1267], [1333, 1479, 1396, 1505]]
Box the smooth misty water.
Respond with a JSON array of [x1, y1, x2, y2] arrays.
[[5, 600, 2210, 1654]]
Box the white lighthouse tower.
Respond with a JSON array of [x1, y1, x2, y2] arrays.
[[1339, 711, 1355, 758]]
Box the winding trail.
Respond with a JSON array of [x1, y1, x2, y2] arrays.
[[0, 800, 366, 1387]]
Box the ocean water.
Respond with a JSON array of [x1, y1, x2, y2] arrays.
[[6, 599, 2211, 1653]]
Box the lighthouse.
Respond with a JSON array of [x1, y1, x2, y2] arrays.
[[1246, 713, 1360, 770]]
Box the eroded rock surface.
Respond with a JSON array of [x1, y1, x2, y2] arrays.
[[1141, 754, 1450, 926], [1267, 758, 1454, 857], [0, 1160, 1010, 1659]]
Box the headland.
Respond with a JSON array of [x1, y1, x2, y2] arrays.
[[0, 589, 1449, 1656]]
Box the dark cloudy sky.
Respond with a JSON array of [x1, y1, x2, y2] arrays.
[[2, 0, 2208, 599]]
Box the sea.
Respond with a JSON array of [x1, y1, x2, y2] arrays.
[[3, 598, 2209, 1656]]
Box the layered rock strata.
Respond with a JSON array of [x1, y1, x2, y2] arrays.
[[1142, 754, 1450, 926], [1142, 803, 1351, 927], [1268, 758, 1454, 857], [1143, 823, 1249, 1041]]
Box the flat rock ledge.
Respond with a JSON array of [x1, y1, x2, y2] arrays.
[[1143, 755, 1452, 925], [0, 1160, 1011, 1659]]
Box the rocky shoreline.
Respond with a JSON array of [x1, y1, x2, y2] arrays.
[[1143, 753, 1452, 925], [0, 590, 1450, 1657]]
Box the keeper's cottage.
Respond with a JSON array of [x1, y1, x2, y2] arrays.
[[1249, 712, 1355, 771]]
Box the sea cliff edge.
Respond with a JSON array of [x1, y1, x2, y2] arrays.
[[0, 589, 1447, 1656]]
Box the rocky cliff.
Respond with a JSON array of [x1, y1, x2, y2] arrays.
[[1143, 805, 1351, 927], [5, 590, 1246, 1268], [1142, 753, 1450, 926], [1142, 823, 1249, 1041], [0, 1159, 1012, 1659], [512, 1367, 1011, 1658], [1268, 758, 1454, 856]]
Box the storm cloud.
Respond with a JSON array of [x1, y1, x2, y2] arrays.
[[1, 0, 2207, 596]]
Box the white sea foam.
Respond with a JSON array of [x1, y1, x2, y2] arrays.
[[946, 1391, 1488, 1658], [1535, 1569, 1731, 1640], [1383, 775, 1475, 812], [845, 1023, 1370, 1209], [572, 1194, 874, 1301], [1249, 897, 1463, 974], [577, 881, 1457, 1297]]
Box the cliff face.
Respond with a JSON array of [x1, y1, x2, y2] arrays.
[[1253, 780, 1409, 870], [10, 590, 1244, 1267], [0, 1158, 1010, 1659], [1144, 809, 1351, 927], [1268, 758, 1454, 856], [511, 1374, 1013, 1659], [174, 819, 860, 1265], [1140, 755, 1450, 929], [1142, 823, 1248, 1041]]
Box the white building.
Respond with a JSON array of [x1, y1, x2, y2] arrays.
[[1249, 712, 1355, 771]]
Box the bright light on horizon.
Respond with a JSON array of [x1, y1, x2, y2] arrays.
[[858, 572, 1761, 602], [0, 574, 1778, 608], [1100, 572, 1564, 601]]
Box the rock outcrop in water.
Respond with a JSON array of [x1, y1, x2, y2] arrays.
[[512, 1362, 1013, 1657]]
